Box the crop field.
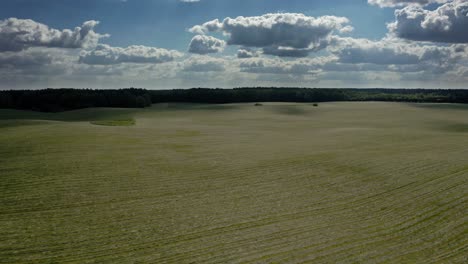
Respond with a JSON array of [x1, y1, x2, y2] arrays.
[[0, 102, 467, 263]]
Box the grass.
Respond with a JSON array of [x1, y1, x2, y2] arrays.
[[0, 102, 467, 263], [90, 119, 136, 127]]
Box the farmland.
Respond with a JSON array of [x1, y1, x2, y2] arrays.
[[0, 102, 467, 263]]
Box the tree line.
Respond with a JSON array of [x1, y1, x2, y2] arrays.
[[1, 87, 468, 112], [0, 88, 151, 112]]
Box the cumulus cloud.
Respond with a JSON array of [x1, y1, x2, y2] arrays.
[[182, 56, 226, 72], [234, 36, 466, 77], [2, 10, 467, 89], [322, 62, 390, 72], [0, 50, 53, 68], [262, 45, 325, 58], [0, 47, 81, 89], [237, 54, 419, 76], [237, 48, 259, 58], [239, 57, 331, 75], [189, 13, 352, 57], [0, 18, 108, 52], [329, 36, 465, 71], [188, 35, 226, 54], [79, 44, 182, 65], [388, 0, 468, 43], [368, 0, 451, 8], [330, 37, 421, 64]]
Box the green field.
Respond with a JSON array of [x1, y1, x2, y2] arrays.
[[0, 102, 467, 263]]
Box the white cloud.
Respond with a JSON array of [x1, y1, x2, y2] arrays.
[[239, 57, 330, 75], [1, 9, 467, 89], [329, 36, 465, 73], [388, 0, 468, 43], [182, 56, 226, 72], [368, 0, 451, 8], [237, 48, 260, 58], [0, 50, 53, 68], [79, 44, 182, 65], [189, 13, 352, 57], [330, 37, 420, 65], [0, 18, 108, 52], [188, 35, 226, 54]]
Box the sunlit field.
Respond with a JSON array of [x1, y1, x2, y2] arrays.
[[1, 102, 467, 263]]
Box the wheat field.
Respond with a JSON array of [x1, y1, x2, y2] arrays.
[[0, 102, 467, 263]]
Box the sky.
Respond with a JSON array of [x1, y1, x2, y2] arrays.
[[0, 0, 467, 89]]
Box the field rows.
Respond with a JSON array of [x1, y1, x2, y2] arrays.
[[0, 102, 467, 263]]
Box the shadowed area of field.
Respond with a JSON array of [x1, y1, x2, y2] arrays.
[[0, 102, 467, 263]]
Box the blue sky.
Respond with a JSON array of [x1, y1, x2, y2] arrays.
[[0, 0, 393, 50], [0, 0, 466, 89]]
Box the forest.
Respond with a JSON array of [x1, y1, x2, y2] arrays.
[[1, 88, 468, 112]]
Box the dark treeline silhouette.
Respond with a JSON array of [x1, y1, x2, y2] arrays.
[[1, 87, 468, 112], [0, 88, 151, 112]]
